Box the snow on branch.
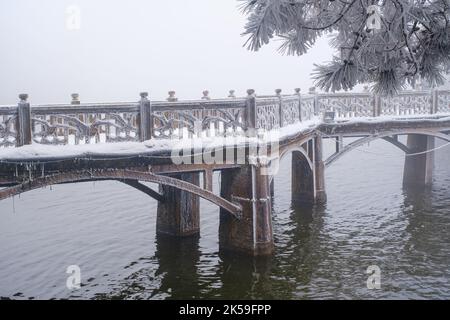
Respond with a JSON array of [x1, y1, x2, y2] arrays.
[[241, 0, 450, 95]]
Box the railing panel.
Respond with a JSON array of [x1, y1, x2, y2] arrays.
[[281, 96, 300, 125], [317, 94, 374, 118], [31, 104, 139, 145], [381, 92, 431, 116], [1, 90, 446, 149], [300, 96, 315, 121], [0, 107, 18, 148], [437, 90, 450, 114], [151, 99, 247, 139], [256, 98, 280, 131]]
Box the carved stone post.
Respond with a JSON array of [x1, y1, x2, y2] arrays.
[[68, 94, 81, 144], [71, 93, 80, 105], [431, 90, 438, 114], [309, 87, 319, 115], [245, 89, 257, 136], [295, 88, 302, 122], [167, 91, 178, 102], [201, 90, 211, 100], [403, 135, 434, 187], [276, 89, 283, 128], [202, 90, 215, 136], [157, 173, 201, 237], [138, 92, 152, 141], [373, 94, 381, 117], [16, 94, 32, 147], [314, 135, 327, 203], [219, 165, 274, 256]]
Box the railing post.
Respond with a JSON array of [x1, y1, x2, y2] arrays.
[[16, 94, 32, 147], [276, 89, 283, 128], [69, 93, 81, 144], [245, 89, 256, 135], [167, 91, 178, 102], [202, 90, 214, 137], [71, 93, 80, 105], [309, 87, 319, 116], [139, 92, 152, 142], [373, 94, 381, 117], [228, 90, 236, 98], [201, 90, 211, 100], [295, 88, 302, 122], [431, 89, 438, 114]]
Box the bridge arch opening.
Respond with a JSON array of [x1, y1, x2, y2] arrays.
[[272, 140, 316, 207], [325, 131, 450, 168], [0, 170, 242, 219]]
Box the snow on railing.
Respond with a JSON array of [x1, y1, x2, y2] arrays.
[[0, 89, 449, 148]]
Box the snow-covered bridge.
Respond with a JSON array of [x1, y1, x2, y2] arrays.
[[0, 89, 449, 255]]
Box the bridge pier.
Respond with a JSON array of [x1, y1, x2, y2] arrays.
[[291, 137, 327, 204], [291, 150, 315, 204], [403, 134, 435, 187], [219, 165, 274, 256], [156, 173, 201, 237], [314, 136, 327, 204]]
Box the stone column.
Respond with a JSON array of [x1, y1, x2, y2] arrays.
[[156, 172, 201, 237], [291, 150, 315, 204], [403, 134, 434, 187], [17, 94, 32, 147], [314, 136, 327, 203], [219, 165, 274, 256]]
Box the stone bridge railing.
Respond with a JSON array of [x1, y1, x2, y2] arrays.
[[0, 89, 449, 148]]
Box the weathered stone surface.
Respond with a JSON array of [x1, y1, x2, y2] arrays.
[[219, 166, 274, 256]]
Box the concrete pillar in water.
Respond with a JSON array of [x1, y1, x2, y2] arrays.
[[314, 136, 327, 203], [156, 172, 200, 237], [291, 150, 315, 204], [269, 179, 275, 199], [219, 165, 274, 256], [403, 134, 434, 187]]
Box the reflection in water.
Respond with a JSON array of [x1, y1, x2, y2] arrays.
[[0, 139, 449, 299], [215, 252, 273, 300], [153, 234, 201, 299]]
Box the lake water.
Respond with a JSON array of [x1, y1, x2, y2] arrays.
[[0, 138, 449, 299]]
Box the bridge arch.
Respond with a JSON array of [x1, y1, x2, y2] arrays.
[[271, 138, 318, 204], [279, 144, 314, 170], [0, 169, 242, 218], [325, 130, 450, 168]]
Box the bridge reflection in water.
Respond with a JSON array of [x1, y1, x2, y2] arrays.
[[0, 88, 449, 256]]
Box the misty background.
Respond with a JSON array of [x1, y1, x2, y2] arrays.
[[0, 0, 336, 105]]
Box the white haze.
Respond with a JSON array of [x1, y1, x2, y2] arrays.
[[0, 0, 334, 105]]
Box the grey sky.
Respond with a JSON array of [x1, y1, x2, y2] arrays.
[[0, 0, 333, 104]]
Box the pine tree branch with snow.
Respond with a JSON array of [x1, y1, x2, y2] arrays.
[[240, 0, 450, 95]]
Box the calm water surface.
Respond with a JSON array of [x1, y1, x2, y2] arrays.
[[0, 139, 449, 299]]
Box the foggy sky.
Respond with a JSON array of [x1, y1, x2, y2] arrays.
[[0, 0, 334, 105]]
